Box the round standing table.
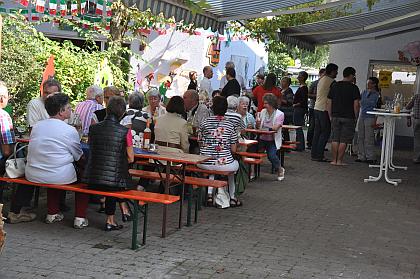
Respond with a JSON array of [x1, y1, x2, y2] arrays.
[[364, 111, 411, 186]]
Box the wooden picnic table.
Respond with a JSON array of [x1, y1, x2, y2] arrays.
[[134, 149, 210, 237]]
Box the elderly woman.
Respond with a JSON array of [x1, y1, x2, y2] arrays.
[[120, 92, 145, 127], [280, 77, 294, 142], [237, 95, 256, 129], [257, 93, 285, 181], [293, 71, 309, 151], [25, 93, 89, 228], [197, 96, 240, 208], [154, 96, 189, 153], [85, 96, 135, 231], [226, 96, 245, 136], [143, 89, 166, 118]]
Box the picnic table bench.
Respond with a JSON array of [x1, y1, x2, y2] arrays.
[[0, 177, 179, 250]]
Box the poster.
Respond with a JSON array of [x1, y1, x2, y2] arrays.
[[379, 71, 392, 88]]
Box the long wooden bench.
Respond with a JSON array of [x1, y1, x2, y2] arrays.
[[134, 160, 234, 176], [0, 177, 179, 250], [129, 169, 227, 225]]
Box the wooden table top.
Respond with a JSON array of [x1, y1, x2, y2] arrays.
[[16, 138, 30, 143], [238, 139, 258, 146], [134, 150, 210, 165], [244, 128, 276, 135]]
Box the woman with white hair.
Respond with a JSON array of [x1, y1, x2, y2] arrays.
[[142, 89, 166, 118], [237, 96, 256, 130], [225, 96, 245, 135]]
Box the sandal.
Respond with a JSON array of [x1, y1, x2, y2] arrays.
[[230, 199, 243, 207]]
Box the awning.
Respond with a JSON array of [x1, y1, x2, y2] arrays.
[[126, 0, 319, 32], [279, 0, 420, 49]]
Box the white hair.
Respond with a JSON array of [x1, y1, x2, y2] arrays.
[[225, 61, 235, 69], [238, 96, 250, 106], [227, 96, 239, 109], [86, 85, 103, 100], [147, 89, 160, 98], [0, 81, 8, 97]]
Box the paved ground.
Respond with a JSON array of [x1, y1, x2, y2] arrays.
[[1, 148, 420, 279]]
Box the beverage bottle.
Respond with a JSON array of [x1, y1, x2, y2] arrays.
[[143, 119, 151, 149]]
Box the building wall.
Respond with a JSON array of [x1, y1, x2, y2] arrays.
[[329, 29, 420, 88]]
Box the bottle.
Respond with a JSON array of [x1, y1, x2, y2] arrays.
[[143, 119, 151, 149]]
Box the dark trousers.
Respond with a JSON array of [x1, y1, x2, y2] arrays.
[[293, 107, 306, 151], [307, 108, 315, 147], [282, 113, 293, 142], [10, 185, 35, 214], [105, 197, 123, 216], [311, 110, 331, 160]]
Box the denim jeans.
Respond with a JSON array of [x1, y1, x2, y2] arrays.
[[293, 107, 307, 151], [311, 110, 331, 160], [357, 117, 376, 161], [259, 140, 280, 170]]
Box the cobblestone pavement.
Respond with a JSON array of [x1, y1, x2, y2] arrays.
[[1, 149, 420, 279]]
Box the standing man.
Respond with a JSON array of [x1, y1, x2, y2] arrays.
[[307, 68, 326, 149], [199, 66, 214, 100], [311, 63, 338, 162], [221, 68, 241, 98], [220, 61, 246, 92], [27, 78, 61, 130], [75, 85, 104, 136], [0, 81, 36, 223], [406, 93, 420, 164], [327, 67, 360, 166]]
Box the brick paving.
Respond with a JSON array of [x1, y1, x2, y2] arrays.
[[1, 149, 420, 278]]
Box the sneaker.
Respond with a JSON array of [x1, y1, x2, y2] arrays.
[[45, 213, 64, 224], [277, 167, 285, 181], [73, 217, 89, 229], [7, 211, 37, 224]]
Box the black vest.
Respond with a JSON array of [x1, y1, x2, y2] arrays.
[[84, 115, 133, 190]]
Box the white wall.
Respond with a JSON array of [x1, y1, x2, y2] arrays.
[[329, 29, 420, 90], [130, 31, 268, 95]]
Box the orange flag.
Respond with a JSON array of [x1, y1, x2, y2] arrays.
[[40, 55, 55, 96]]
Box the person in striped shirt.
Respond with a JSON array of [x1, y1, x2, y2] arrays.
[[197, 96, 241, 208], [74, 85, 104, 136]]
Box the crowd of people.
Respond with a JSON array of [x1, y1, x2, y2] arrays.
[[0, 59, 419, 231]]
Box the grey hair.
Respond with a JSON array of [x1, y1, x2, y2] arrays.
[[225, 61, 235, 69], [238, 96, 250, 106], [227, 96, 239, 110], [262, 93, 278, 110], [86, 85, 104, 100], [0, 81, 8, 97], [185, 89, 199, 101], [128, 92, 144, 110], [147, 89, 160, 98]]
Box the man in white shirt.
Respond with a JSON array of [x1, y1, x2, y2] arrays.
[[219, 61, 246, 91], [27, 78, 61, 129], [199, 66, 214, 100]]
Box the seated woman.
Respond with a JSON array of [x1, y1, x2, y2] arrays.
[[237, 96, 256, 130], [256, 93, 285, 181], [84, 96, 135, 231], [197, 96, 240, 208], [154, 96, 189, 153], [25, 93, 89, 228], [120, 92, 145, 128]]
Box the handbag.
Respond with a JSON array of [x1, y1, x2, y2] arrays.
[[5, 144, 28, 178]]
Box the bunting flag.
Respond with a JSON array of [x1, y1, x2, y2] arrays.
[[80, 0, 87, 14], [106, 0, 112, 16], [60, 0, 66, 16], [31, 8, 40, 20], [49, 0, 58, 15], [35, 0, 45, 13], [71, 0, 78, 15], [95, 0, 104, 15], [20, 0, 29, 7], [40, 55, 55, 96]]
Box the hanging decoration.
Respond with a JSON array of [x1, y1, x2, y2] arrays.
[[207, 33, 221, 67], [398, 41, 420, 66], [94, 58, 114, 88]]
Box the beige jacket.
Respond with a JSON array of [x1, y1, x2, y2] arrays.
[[154, 112, 190, 153]]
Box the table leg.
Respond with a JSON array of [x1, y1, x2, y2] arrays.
[[388, 118, 408, 171], [178, 164, 186, 229], [161, 163, 171, 238], [365, 117, 388, 182]]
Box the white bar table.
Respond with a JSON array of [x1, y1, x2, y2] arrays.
[[364, 111, 411, 186]]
